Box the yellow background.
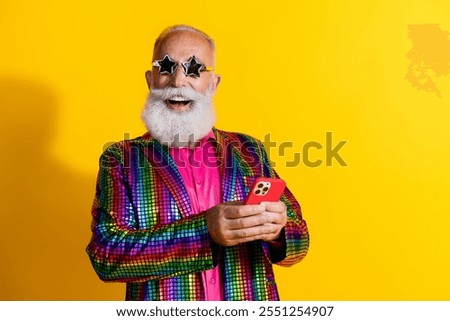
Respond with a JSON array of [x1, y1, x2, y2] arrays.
[[1, 1, 449, 300]]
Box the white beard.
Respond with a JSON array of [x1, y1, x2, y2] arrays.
[[141, 85, 216, 147]]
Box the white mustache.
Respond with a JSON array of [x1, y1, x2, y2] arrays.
[[150, 87, 205, 102]]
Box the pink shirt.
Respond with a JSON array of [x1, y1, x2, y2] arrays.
[[169, 131, 223, 301]]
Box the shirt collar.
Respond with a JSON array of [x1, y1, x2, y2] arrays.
[[203, 129, 216, 142], [168, 129, 216, 150]]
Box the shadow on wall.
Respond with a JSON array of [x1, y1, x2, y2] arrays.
[[0, 77, 123, 300]]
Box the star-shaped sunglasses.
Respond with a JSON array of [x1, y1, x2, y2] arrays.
[[152, 54, 214, 78]]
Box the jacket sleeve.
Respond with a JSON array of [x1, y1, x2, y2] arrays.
[[86, 144, 215, 283], [257, 140, 310, 266]]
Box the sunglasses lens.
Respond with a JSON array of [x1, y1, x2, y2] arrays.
[[182, 56, 204, 78], [154, 55, 177, 75]]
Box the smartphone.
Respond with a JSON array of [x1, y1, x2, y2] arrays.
[[244, 178, 286, 205]]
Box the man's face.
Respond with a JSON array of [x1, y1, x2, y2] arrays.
[[146, 31, 220, 112]]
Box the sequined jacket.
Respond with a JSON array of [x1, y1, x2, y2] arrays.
[[86, 128, 309, 300]]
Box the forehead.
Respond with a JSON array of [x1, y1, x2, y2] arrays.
[[154, 31, 214, 64]]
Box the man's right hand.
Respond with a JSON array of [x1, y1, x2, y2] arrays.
[[205, 201, 287, 247]]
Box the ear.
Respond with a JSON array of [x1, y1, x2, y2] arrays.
[[212, 74, 221, 92], [145, 70, 153, 90]]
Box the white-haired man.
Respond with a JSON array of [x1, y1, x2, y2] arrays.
[[87, 25, 309, 301]]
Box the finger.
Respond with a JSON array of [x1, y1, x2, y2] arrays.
[[261, 201, 286, 214], [255, 223, 284, 242], [258, 211, 286, 225], [227, 212, 272, 230], [223, 204, 265, 219], [227, 223, 281, 241], [227, 211, 285, 229]]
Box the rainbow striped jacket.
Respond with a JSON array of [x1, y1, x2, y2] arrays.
[[86, 128, 309, 300]]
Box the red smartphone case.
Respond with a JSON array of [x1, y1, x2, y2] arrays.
[[244, 178, 286, 205]]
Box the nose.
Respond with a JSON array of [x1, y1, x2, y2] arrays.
[[170, 66, 187, 88]]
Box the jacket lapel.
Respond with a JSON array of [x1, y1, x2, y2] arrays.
[[213, 128, 238, 202], [140, 134, 192, 218]]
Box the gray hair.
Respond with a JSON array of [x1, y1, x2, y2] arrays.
[[153, 24, 215, 54]]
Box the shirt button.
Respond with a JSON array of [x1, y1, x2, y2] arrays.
[[210, 278, 216, 284]]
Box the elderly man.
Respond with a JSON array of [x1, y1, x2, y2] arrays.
[[86, 25, 309, 301]]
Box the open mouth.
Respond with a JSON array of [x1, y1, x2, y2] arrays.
[[166, 97, 192, 111]]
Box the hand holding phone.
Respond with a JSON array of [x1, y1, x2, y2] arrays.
[[206, 177, 287, 246], [245, 178, 286, 205]]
